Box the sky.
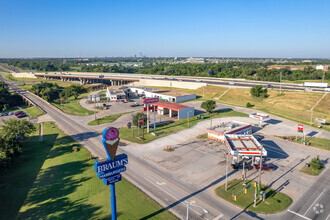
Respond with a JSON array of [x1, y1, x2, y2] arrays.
[[1, 0, 330, 58]]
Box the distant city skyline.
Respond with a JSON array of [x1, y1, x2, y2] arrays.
[[1, 0, 330, 58]]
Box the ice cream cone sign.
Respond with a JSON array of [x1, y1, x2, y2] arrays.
[[102, 127, 120, 161]]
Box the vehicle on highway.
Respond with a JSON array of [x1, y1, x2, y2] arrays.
[[229, 82, 235, 85], [254, 163, 274, 171], [14, 111, 24, 116], [17, 113, 27, 118], [195, 79, 202, 82], [99, 75, 104, 78], [172, 78, 177, 80]]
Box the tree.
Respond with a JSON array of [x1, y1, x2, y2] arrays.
[[0, 119, 36, 167], [67, 85, 87, 99], [201, 100, 216, 113], [250, 85, 269, 98], [132, 113, 147, 127]]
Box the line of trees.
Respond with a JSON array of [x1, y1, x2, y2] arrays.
[[0, 81, 24, 111], [0, 119, 36, 167], [30, 83, 87, 102]]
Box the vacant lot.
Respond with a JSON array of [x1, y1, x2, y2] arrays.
[[162, 85, 330, 132], [0, 122, 176, 220]]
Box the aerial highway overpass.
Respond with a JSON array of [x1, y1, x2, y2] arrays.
[[35, 72, 329, 92]]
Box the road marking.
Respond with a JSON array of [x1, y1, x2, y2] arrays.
[[326, 213, 330, 220], [144, 178, 181, 202], [287, 210, 311, 220], [156, 181, 166, 186], [213, 214, 224, 220], [304, 188, 326, 216]]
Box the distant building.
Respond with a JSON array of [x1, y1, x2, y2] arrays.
[[106, 88, 127, 101], [316, 65, 328, 71]]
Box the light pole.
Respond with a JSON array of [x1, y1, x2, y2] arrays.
[[187, 110, 192, 127], [186, 202, 208, 220], [280, 71, 282, 94], [225, 151, 228, 191], [258, 146, 263, 186]]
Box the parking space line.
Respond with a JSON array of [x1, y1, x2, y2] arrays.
[[303, 188, 326, 216], [287, 210, 311, 220], [326, 213, 330, 220]]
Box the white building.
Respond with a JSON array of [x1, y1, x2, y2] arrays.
[[105, 88, 126, 101], [130, 87, 196, 103]]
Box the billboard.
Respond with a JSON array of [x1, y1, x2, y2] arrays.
[[143, 97, 159, 104], [298, 124, 304, 133]]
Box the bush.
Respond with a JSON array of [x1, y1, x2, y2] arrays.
[[246, 102, 254, 108], [201, 100, 216, 113], [133, 113, 147, 127], [310, 155, 323, 170], [250, 85, 269, 98]]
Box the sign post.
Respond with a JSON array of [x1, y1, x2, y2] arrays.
[[138, 118, 143, 136], [95, 127, 128, 220], [143, 98, 159, 133]]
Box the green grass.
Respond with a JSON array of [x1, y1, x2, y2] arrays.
[[98, 90, 106, 96], [0, 121, 177, 220], [278, 136, 330, 151], [300, 166, 325, 176], [0, 72, 45, 82], [119, 109, 248, 144], [21, 106, 44, 119], [215, 179, 292, 214], [88, 112, 131, 126], [52, 94, 94, 116]]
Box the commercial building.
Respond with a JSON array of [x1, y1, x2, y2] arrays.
[[105, 88, 127, 101], [130, 87, 196, 103], [145, 100, 195, 120], [206, 121, 252, 142]]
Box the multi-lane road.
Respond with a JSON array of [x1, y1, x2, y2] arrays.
[[2, 75, 329, 219], [35, 71, 329, 92]]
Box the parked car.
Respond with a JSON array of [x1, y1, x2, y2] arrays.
[[17, 113, 27, 118], [8, 112, 14, 115], [232, 162, 253, 171], [14, 111, 24, 116], [254, 163, 274, 171], [2, 112, 8, 116], [253, 135, 265, 141], [0, 113, 2, 117]]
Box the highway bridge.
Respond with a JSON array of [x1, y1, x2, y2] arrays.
[[35, 72, 329, 92]]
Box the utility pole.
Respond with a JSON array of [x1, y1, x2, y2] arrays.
[[203, 86, 205, 99], [254, 182, 257, 207], [310, 109, 313, 126], [322, 71, 325, 83], [225, 151, 228, 191], [94, 96, 96, 121], [187, 111, 191, 127], [280, 71, 282, 94], [186, 202, 190, 220], [258, 146, 263, 186]]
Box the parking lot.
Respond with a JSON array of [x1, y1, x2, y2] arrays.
[[123, 116, 330, 201]]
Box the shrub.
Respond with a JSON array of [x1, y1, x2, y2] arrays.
[[246, 102, 254, 108]]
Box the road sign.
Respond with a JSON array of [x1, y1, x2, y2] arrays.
[[139, 118, 143, 125], [143, 97, 159, 104], [315, 118, 326, 124], [103, 174, 122, 185], [298, 124, 304, 133]]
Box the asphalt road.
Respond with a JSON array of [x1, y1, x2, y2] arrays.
[[35, 72, 329, 93], [2, 75, 329, 219]]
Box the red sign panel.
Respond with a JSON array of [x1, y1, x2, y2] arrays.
[[298, 124, 304, 133], [143, 97, 159, 104], [139, 118, 144, 125]]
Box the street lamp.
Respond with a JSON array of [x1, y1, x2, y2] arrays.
[[186, 202, 208, 220], [187, 110, 193, 127]]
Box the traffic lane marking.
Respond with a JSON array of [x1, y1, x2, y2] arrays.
[[287, 209, 312, 220], [303, 188, 326, 216]]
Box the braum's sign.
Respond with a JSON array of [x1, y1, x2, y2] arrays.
[[94, 127, 128, 220]]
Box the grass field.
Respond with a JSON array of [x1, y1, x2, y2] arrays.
[[0, 122, 176, 220], [158, 85, 330, 132], [88, 112, 131, 126], [22, 106, 44, 119], [0, 72, 45, 82], [300, 166, 325, 176], [278, 136, 330, 151], [53, 94, 94, 116], [215, 179, 292, 214], [119, 109, 248, 144]]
